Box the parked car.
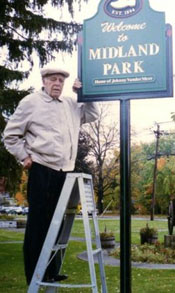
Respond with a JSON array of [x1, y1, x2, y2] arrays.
[[0, 205, 23, 215], [22, 207, 29, 215], [11, 206, 23, 215], [0, 206, 9, 214]]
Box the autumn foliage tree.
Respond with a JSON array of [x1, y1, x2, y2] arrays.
[[15, 171, 28, 206], [131, 134, 175, 215]]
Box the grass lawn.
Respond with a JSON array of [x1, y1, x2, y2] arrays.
[[0, 217, 175, 292], [71, 217, 168, 244]]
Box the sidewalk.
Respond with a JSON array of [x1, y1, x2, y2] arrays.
[[70, 236, 175, 270], [77, 249, 175, 270]]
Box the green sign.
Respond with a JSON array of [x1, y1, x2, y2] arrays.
[[78, 0, 173, 101]]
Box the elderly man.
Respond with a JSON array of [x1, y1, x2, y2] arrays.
[[3, 67, 99, 285]]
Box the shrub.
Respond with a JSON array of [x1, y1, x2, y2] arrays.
[[140, 224, 158, 238], [0, 214, 15, 221], [100, 225, 115, 239], [111, 242, 175, 264]]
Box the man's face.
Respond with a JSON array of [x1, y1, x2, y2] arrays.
[[43, 74, 65, 99]]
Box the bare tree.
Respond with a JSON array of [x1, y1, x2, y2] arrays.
[[83, 104, 119, 214]]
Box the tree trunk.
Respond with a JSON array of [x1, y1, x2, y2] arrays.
[[97, 168, 104, 214]]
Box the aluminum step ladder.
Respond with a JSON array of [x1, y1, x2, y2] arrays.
[[27, 173, 108, 293]]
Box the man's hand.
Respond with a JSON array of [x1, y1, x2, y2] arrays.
[[72, 78, 82, 93], [23, 156, 33, 169]]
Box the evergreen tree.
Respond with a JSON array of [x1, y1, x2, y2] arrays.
[[0, 0, 87, 195]]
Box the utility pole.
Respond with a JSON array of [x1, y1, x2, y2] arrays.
[[151, 124, 163, 221]]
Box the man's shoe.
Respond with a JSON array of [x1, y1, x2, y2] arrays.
[[43, 274, 68, 283], [54, 274, 68, 282]]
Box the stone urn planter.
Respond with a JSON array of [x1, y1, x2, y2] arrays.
[[140, 224, 158, 245], [100, 226, 115, 249]]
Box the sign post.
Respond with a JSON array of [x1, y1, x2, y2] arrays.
[[78, 0, 173, 292], [120, 99, 131, 292]]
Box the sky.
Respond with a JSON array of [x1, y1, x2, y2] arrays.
[[21, 0, 175, 144]]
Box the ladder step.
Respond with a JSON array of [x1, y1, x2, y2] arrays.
[[38, 281, 95, 289], [92, 248, 102, 255], [52, 244, 68, 251]]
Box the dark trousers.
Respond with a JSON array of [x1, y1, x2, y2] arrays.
[[23, 162, 67, 285]]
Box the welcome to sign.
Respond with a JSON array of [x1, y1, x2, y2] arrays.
[[78, 0, 173, 101]]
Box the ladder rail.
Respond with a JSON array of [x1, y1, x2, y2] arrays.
[[78, 175, 108, 293], [78, 176, 99, 293], [93, 212, 108, 293]]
